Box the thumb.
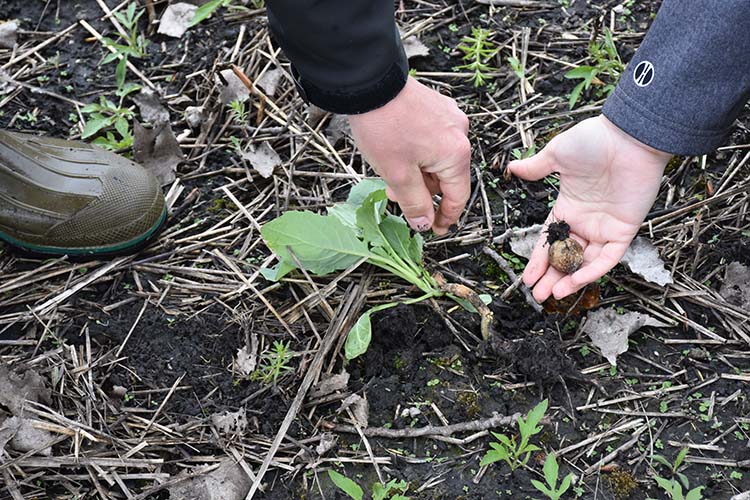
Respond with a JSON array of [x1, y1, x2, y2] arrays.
[[386, 169, 435, 232], [508, 147, 556, 181]]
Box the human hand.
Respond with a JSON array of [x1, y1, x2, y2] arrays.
[[509, 115, 672, 302], [348, 76, 471, 235]]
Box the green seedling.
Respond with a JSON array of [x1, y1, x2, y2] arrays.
[[251, 341, 293, 385], [532, 453, 575, 500], [81, 96, 135, 150], [328, 470, 410, 500], [564, 28, 624, 109], [650, 448, 704, 500], [228, 100, 249, 124], [261, 180, 492, 360], [480, 399, 548, 471], [190, 0, 234, 27], [101, 3, 149, 91], [456, 27, 499, 87]]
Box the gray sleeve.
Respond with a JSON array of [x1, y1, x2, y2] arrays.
[[602, 0, 750, 156]]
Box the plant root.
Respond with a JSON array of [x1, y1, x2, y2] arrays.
[[433, 272, 493, 340]]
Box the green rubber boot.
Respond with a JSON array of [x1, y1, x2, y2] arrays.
[[0, 130, 166, 256]]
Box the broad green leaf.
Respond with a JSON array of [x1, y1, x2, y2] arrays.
[[480, 447, 509, 466], [114, 116, 130, 138], [261, 211, 371, 276], [531, 479, 552, 498], [409, 232, 424, 263], [372, 483, 386, 500], [347, 178, 387, 207], [327, 470, 363, 500], [260, 260, 296, 281], [685, 487, 704, 500], [380, 214, 417, 265], [651, 455, 672, 469], [102, 52, 119, 64], [564, 65, 595, 79], [116, 82, 142, 99], [356, 190, 388, 246], [491, 432, 512, 448], [392, 496, 410, 500], [544, 453, 559, 489], [559, 473, 574, 496], [327, 203, 358, 230], [677, 472, 690, 490], [654, 476, 676, 494], [82, 115, 114, 139], [524, 399, 548, 434], [345, 311, 372, 360]]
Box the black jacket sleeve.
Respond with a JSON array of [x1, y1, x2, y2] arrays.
[[266, 1, 408, 115], [602, 0, 750, 156]]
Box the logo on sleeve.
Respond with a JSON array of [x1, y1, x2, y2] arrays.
[[633, 61, 654, 87]]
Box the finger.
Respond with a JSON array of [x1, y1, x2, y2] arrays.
[[423, 172, 440, 196], [551, 241, 628, 299], [386, 166, 436, 232], [433, 169, 471, 234], [508, 146, 556, 181], [531, 265, 566, 303], [522, 229, 550, 287]]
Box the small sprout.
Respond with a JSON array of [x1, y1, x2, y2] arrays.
[[546, 221, 583, 274]]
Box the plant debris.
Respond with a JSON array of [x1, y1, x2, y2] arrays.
[[133, 120, 184, 185], [0, 20, 18, 49], [157, 3, 197, 38], [620, 237, 673, 286], [168, 459, 251, 500], [719, 261, 750, 309], [582, 307, 669, 365], [240, 141, 282, 178]]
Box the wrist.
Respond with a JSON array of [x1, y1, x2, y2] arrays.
[[599, 115, 672, 164]]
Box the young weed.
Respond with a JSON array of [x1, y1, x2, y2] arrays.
[[328, 470, 410, 500], [650, 448, 704, 500], [455, 27, 499, 87], [81, 96, 136, 151], [532, 453, 575, 500], [251, 341, 294, 385], [480, 399, 548, 471], [564, 28, 624, 109]]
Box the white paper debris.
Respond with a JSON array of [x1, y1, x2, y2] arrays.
[[0, 68, 19, 95], [168, 459, 251, 500], [158, 3, 198, 38], [620, 237, 673, 286], [256, 68, 283, 97], [719, 261, 750, 310], [240, 142, 281, 178], [0, 21, 18, 49], [583, 307, 668, 365], [509, 224, 543, 259]]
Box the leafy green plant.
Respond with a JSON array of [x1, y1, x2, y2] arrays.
[[261, 180, 490, 360], [228, 99, 249, 124], [532, 453, 574, 500], [101, 3, 149, 91], [564, 28, 624, 109], [81, 96, 135, 150], [480, 399, 548, 471], [456, 27, 499, 87], [328, 470, 410, 500], [251, 340, 293, 384], [650, 448, 704, 500]]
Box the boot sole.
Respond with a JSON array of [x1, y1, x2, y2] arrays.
[[0, 206, 167, 258]]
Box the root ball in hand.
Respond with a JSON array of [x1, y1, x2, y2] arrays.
[[546, 221, 584, 274]]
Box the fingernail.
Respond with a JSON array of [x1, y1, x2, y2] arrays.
[[408, 217, 431, 232]]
